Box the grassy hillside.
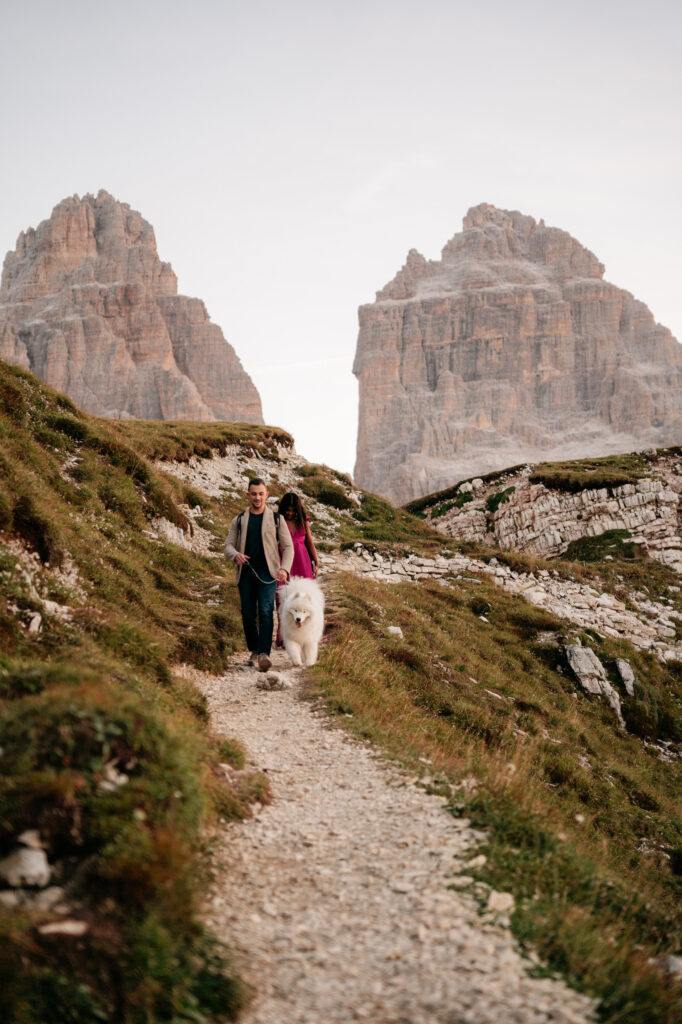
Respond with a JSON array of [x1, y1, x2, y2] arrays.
[[0, 362, 280, 1023], [2, 356, 681, 1022]]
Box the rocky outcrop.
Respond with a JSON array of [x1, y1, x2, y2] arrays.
[[337, 543, 682, 662], [415, 451, 682, 573], [354, 203, 682, 504], [564, 645, 625, 729], [0, 191, 263, 423]]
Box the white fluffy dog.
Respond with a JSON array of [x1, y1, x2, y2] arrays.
[[279, 577, 325, 667]]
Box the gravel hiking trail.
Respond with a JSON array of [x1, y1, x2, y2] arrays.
[[198, 647, 595, 1024]]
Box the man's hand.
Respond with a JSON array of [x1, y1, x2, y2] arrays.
[[235, 553, 250, 565], [276, 568, 288, 582]]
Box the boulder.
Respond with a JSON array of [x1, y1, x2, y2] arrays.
[[564, 645, 626, 729]]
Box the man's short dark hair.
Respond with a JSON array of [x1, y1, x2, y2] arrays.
[[248, 477, 266, 490]]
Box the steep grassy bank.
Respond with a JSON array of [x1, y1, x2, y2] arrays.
[[309, 571, 682, 1022], [0, 362, 269, 1023]]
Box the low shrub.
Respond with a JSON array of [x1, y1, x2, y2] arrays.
[[485, 486, 514, 514], [300, 475, 354, 510], [563, 529, 644, 564]]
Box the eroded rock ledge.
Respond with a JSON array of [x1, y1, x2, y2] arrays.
[[414, 451, 682, 573]]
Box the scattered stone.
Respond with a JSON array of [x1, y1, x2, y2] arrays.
[[99, 761, 129, 792], [256, 673, 292, 691], [487, 891, 515, 914], [615, 658, 636, 697], [32, 886, 66, 911], [27, 612, 42, 634], [649, 954, 682, 980], [448, 875, 475, 888], [17, 829, 43, 849], [38, 919, 89, 937], [0, 847, 50, 888], [564, 645, 626, 729], [386, 625, 404, 638]]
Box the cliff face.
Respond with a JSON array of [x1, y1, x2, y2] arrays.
[[354, 204, 682, 504], [0, 191, 263, 423], [412, 451, 682, 574]]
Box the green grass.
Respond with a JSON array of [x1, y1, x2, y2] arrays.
[[485, 486, 515, 514], [0, 361, 266, 1023], [563, 529, 645, 564], [530, 454, 650, 493], [337, 490, 449, 551], [309, 571, 682, 1022], [101, 418, 293, 463]]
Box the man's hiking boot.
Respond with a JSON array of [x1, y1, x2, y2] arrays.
[[258, 654, 272, 672], [248, 652, 258, 667]]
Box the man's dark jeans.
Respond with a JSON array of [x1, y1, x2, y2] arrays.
[[238, 569, 276, 656]]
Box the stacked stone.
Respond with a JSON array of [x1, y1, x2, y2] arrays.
[[428, 463, 682, 573]]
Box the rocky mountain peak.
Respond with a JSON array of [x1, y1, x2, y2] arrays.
[[0, 192, 262, 423], [355, 204, 682, 504]]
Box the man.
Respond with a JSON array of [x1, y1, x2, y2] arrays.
[[224, 478, 294, 671]]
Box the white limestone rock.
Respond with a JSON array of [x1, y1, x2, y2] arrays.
[[615, 658, 636, 697], [0, 846, 51, 888], [564, 645, 626, 729]]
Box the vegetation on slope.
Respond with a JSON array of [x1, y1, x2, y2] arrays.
[[3, 354, 682, 1022], [0, 362, 266, 1023], [309, 570, 682, 1022]]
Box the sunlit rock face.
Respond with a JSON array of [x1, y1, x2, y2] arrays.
[[0, 191, 263, 423], [353, 204, 682, 504]]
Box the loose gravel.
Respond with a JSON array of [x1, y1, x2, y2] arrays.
[[200, 651, 596, 1024]]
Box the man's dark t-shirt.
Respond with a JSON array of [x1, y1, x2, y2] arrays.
[[244, 513, 269, 576]]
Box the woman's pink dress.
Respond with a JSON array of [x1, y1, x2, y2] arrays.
[[276, 517, 314, 645], [286, 518, 315, 580]]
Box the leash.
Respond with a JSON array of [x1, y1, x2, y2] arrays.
[[243, 561, 277, 585]]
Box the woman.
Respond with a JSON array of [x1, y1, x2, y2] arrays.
[[277, 491, 319, 579], [275, 491, 319, 645]]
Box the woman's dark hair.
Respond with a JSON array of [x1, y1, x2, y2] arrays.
[[278, 491, 306, 530]]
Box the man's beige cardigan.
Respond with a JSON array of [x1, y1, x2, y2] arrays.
[[224, 506, 294, 582]]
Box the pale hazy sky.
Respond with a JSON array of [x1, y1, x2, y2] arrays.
[[2, 0, 681, 475]]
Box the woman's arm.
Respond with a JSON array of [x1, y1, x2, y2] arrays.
[[304, 520, 320, 578]]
